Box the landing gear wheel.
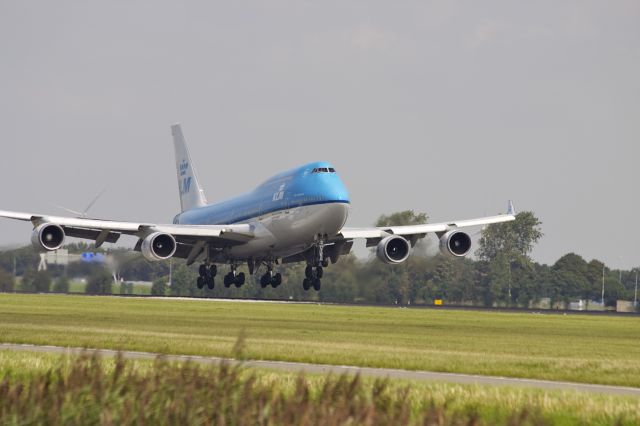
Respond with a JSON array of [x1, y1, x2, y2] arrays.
[[197, 276, 205, 290], [322, 259, 329, 268], [271, 273, 282, 288], [316, 266, 324, 279], [305, 265, 313, 279], [260, 273, 271, 289], [303, 278, 311, 291], [224, 273, 234, 288], [313, 278, 321, 292], [207, 277, 215, 290], [210, 265, 218, 277], [199, 264, 208, 277], [235, 272, 245, 288]]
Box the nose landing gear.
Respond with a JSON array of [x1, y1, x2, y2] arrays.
[[302, 237, 327, 292], [303, 266, 322, 292]]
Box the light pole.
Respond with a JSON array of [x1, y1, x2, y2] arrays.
[[508, 260, 512, 301], [601, 264, 605, 305], [634, 270, 638, 307], [618, 256, 623, 285]]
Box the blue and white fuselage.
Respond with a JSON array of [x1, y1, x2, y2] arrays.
[[174, 162, 351, 260]]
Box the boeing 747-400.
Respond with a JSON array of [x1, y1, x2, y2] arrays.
[[0, 125, 516, 291]]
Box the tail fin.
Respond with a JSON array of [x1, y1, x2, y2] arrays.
[[171, 124, 208, 212]]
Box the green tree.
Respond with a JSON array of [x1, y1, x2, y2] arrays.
[[552, 253, 590, 302], [0, 268, 15, 292], [375, 210, 428, 227], [0, 246, 39, 277], [119, 282, 134, 295], [477, 211, 543, 262], [52, 275, 70, 293], [20, 269, 38, 292], [86, 269, 113, 295], [32, 270, 52, 293], [586, 260, 606, 301], [151, 277, 168, 296], [603, 276, 626, 306], [170, 264, 197, 297], [477, 211, 543, 306], [487, 253, 511, 306], [119, 255, 170, 282]]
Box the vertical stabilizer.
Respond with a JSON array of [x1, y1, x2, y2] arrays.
[[171, 124, 208, 212]]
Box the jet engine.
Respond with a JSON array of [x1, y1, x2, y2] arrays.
[[141, 232, 177, 262], [376, 235, 411, 264], [439, 230, 472, 258], [31, 224, 66, 252]]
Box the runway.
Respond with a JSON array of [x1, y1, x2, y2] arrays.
[[2, 343, 639, 397]]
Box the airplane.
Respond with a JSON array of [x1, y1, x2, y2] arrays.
[[0, 124, 516, 291]]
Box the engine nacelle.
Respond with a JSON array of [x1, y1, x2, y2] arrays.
[[141, 232, 177, 262], [31, 224, 65, 252], [376, 235, 411, 264], [439, 230, 472, 258]]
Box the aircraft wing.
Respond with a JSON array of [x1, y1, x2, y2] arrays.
[[0, 210, 254, 260], [335, 201, 516, 246]]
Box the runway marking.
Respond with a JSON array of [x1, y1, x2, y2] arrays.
[[1, 343, 639, 396]]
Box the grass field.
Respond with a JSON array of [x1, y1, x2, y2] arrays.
[[0, 351, 638, 425], [0, 294, 639, 388], [67, 280, 151, 295]]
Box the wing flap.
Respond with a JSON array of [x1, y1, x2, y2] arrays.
[[63, 227, 121, 245], [149, 224, 254, 242]]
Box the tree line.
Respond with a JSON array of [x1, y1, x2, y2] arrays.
[[0, 211, 637, 308]]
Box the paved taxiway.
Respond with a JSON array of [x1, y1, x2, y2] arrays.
[[2, 343, 639, 396]]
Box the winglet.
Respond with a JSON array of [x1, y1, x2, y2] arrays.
[[507, 200, 516, 216]]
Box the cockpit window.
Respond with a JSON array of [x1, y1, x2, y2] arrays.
[[311, 167, 336, 174]]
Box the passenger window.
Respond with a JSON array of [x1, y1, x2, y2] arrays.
[[329, 168, 335, 173]]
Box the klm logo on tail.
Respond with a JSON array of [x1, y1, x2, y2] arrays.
[[179, 160, 192, 194], [181, 177, 192, 195], [179, 160, 189, 177]]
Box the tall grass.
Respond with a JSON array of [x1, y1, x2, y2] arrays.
[[0, 352, 552, 426], [1, 351, 639, 425]]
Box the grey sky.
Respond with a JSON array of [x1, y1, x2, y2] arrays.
[[0, 1, 638, 268]]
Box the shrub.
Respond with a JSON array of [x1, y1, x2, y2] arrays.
[[0, 268, 15, 292], [85, 269, 113, 295], [53, 275, 70, 293]]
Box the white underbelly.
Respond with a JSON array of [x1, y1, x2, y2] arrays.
[[228, 202, 350, 259]]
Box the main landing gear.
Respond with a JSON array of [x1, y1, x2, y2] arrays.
[[197, 264, 217, 290], [260, 263, 282, 289], [197, 263, 246, 289], [223, 264, 245, 288]]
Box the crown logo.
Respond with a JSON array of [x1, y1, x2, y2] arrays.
[[179, 160, 189, 176]]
